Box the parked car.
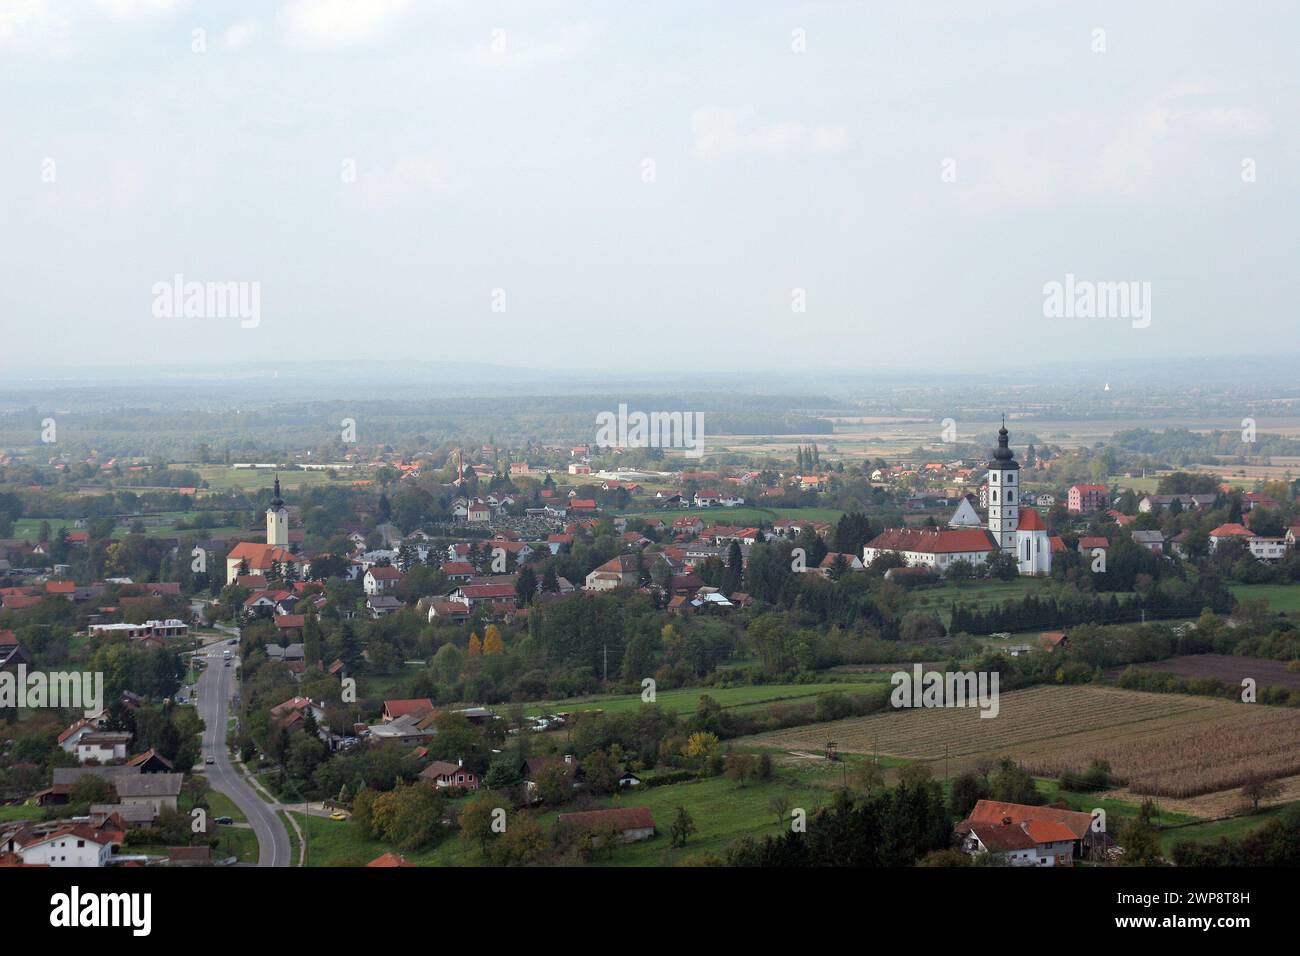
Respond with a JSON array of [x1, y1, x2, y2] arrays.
[[214, 816, 234, 825]]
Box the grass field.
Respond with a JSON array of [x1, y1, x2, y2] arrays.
[[191, 465, 354, 493], [911, 578, 1140, 630], [514, 680, 891, 719], [291, 757, 851, 867], [619, 506, 846, 527], [1230, 584, 1300, 615], [10, 514, 247, 542], [0, 803, 38, 823]]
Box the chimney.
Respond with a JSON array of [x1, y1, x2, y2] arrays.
[[564, 753, 574, 764], [457, 758, 463, 767]]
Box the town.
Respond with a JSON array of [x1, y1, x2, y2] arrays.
[[2, 398, 1299, 871]]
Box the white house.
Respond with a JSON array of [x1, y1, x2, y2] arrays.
[[13, 825, 114, 867], [363, 565, 403, 596], [958, 820, 1076, 866], [76, 732, 131, 764]]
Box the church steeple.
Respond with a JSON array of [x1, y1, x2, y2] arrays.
[[266, 474, 288, 547], [986, 416, 1020, 552]]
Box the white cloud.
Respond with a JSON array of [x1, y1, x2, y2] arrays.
[[950, 88, 1272, 210], [93, 0, 186, 19], [279, 0, 409, 50], [359, 155, 448, 207], [469, 22, 596, 69], [0, 0, 73, 54], [223, 20, 260, 52], [691, 106, 850, 160]]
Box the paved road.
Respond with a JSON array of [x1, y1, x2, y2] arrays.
[[196, 639, 292, 868]]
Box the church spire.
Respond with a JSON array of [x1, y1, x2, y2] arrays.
[[270, 474, 284, 509]]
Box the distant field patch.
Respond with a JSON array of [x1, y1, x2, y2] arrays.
[[515, 681, 887, 718], [1112, 654, 1300, 692], [1230, 584, 1300, 615]]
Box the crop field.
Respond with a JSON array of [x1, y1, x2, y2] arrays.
[[1113, 654, 1300, 692], [736, 685, 1300, 799]]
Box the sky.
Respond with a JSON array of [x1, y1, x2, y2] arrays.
[[1, 0, 1297, 376]]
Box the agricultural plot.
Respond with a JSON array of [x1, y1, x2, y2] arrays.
[[737, 685, 1300, 799], [1114, 654, 1300, 692], [1230, 584, 1300, 616], [514, 681, 888, 719]]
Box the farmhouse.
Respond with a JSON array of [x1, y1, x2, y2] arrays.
[[556, 806, 656, 844], [959, 800, 1105, 864]]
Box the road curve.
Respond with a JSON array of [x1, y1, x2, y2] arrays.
[[196, 640, 292, 867]]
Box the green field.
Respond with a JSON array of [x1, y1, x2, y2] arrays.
[[11, 514, 247, 542], [515, 681, 889, 719], [1230, 584, 1300, 615], [620, 506, 847, 527], [0, 803, 39, 823], [291, 758, 848, 867], [909, 578, 1095, 629], [1156, 805, 1291, 855], [191, 465, 353, 493]]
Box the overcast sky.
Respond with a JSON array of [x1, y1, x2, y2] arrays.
[[2, 0, 1296, 376]]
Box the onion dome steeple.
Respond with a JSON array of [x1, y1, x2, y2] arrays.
[[988, 416, 1019, 470], [270, 475, 284, 509]]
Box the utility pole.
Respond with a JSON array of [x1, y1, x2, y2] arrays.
[[602, 644, 608, 689]]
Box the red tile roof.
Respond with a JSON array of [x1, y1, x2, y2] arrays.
[[556, 806, 655, 832], [1017, 509, 1046, 532], [865, 528, 998, 555]]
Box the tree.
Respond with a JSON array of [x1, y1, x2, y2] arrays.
[[669, 806, 696, 848], [682, 731, 719, 759], [459, 793, 502, 853], [482, 625, 505, 656], [768, 794, 791, 826], [515, 566, 537, 605], [1241, 772, 1283, 814], [1116, 804, 1163, 866], [467, 632, 482, 657]]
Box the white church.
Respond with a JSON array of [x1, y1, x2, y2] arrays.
[[863, 422, 1052, 576], [225, 477, 308, 584]]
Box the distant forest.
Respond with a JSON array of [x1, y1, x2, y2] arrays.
[[0, 394, 836, 459]]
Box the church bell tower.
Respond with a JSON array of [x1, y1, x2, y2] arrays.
[[986, 418, 1019, 552], [266, 475, 288, 547]]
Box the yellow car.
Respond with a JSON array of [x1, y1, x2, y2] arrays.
[[328, 811, 349, 821]]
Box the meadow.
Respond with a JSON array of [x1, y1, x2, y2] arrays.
[[513, 680, 891, 719]]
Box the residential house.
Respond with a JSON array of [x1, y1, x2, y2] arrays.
[[556, 806, 656, 844], [1067, 484, 1109, 514], [418, 759, 479, 790]]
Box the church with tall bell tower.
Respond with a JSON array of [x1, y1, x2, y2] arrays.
[[986, 418, 1020, 551], [224, 475, 307, 585], [266, 476, 289, 547], [862, 419, 1052, 576]]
